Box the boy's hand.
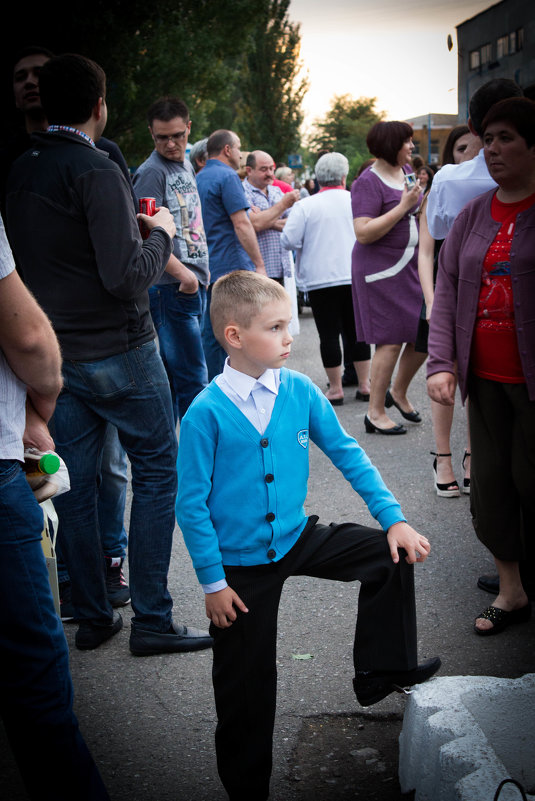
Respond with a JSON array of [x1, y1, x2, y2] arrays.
[[387, 521, 430, 564], [205, 586, 249, 629]]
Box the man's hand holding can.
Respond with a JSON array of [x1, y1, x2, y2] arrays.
[[137, 197, 176, 241]]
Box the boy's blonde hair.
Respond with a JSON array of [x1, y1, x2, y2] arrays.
[[210, 271, 290, 346]]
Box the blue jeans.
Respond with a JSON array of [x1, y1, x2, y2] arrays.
[[57, 423, 128, 583], [50, 340, 178, 631], [0, 460, 110, 800], [202, 284, 227, 381], [149, 283, 208, 421], [97, 423, 128, 559]]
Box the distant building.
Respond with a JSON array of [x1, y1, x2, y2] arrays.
[[457, 0, 535, 120], [404, 114, 458, 166], [404, 0, 534, 168]]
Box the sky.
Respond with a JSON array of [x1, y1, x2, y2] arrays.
[[288, 0, 499, 133]]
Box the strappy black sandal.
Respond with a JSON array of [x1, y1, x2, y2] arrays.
[[430, 451, 460, 497]]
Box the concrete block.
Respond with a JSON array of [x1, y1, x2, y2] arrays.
[[399, 674, 535, 801]]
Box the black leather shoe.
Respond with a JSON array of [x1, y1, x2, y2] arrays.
[[353, 657, 441, 706], [477, 573, 499, 595], [385, 389, 421, 423], [129, 621, 213, 656], [75, 611, 123, 650]]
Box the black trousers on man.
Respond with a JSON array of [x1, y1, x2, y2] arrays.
[[210, 517, 417, 801]]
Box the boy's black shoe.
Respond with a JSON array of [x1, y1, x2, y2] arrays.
[[104, 556, 131, 607], [75, 611, 123, 650], [353, 657, 441, 706], [129, 621, 213, 656]]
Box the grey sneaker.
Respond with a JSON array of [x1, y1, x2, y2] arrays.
[[104, 556, 131, 607]]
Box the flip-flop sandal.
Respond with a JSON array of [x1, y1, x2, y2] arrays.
[[474, 604, 531, 636]]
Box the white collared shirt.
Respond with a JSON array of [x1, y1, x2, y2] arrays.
[[215, 359, 280, 435], [426, 149, 497, 240]]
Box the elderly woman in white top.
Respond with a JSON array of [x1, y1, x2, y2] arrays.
[[281, 153, 371, 404]]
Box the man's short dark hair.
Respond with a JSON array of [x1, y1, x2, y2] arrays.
[[147, 97, 189, 126], [206, 130, 236, 158], [469, 78, 523, 136], [246, 153, 257, 169], [481, 97, 535, 148], [366, 121, 414, 167], [39, 53, 106, 126]]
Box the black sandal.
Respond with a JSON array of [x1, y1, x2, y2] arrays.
[[474, 604, 531, 636], [430, 452, 460, 497]]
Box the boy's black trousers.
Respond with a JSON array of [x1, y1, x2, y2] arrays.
[[210, 517, 418, 801]]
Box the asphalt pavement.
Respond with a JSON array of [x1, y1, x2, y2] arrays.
[[2, 307, 533, 800]]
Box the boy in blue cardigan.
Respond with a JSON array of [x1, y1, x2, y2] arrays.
[[176, 270, 440, 801]]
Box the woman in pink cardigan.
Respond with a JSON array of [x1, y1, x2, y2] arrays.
[[427, 97, 535, 636]]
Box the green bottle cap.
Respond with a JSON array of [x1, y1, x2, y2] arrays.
[[38, 453, 61, 474]]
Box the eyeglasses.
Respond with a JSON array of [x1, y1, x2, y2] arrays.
[[153, 129, 188, 144]]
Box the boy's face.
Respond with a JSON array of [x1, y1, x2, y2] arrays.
[[228, 298, 293, 378]]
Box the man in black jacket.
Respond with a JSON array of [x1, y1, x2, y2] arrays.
[[6, 53, 212, 656]]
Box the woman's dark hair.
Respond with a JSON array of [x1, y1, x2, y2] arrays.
[[469, 78, 523, 136], [366, 121, 414, 167], [441, 125, 470, 166], [481, 97, 535, 148], [418, 165, 434, 187], [39, 53, 106, 125]]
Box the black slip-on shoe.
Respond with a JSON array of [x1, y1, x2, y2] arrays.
[[477, 573, 499, 595], [129, 621, 213, 656], [353, 656, 441, 706], [75, 611, 123, 650], [477, 573, 535, 602]]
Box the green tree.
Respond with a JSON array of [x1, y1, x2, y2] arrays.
[[5, 1, 308, 165], [233, 0, 309, 163], [87, 0, 270, 164], [308, 94, 384, 182]]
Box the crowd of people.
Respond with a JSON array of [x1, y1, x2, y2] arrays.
[[0, 43, 533, 801]]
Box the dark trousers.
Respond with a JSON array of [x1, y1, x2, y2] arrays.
[[307, 285, 371, 368], [211, 517, 417, 800], [469, 374, 535, 575]]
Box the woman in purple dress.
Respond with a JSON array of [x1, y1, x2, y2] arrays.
[[351, 121, 426, 435]]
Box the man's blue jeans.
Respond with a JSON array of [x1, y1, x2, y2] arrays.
[[97, 423, 128, 559], [57, 423, 128, 584], [202, 284, 227, 381], [50, 340, 178, 631], [0, 460, 110, 800], [149, 283, 208, 421]]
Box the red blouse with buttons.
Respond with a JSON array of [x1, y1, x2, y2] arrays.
[[470, 191, 535, 383]]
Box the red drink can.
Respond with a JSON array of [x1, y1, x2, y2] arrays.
[[139, 197, 156, 216], [138, 197, 156, 239]]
